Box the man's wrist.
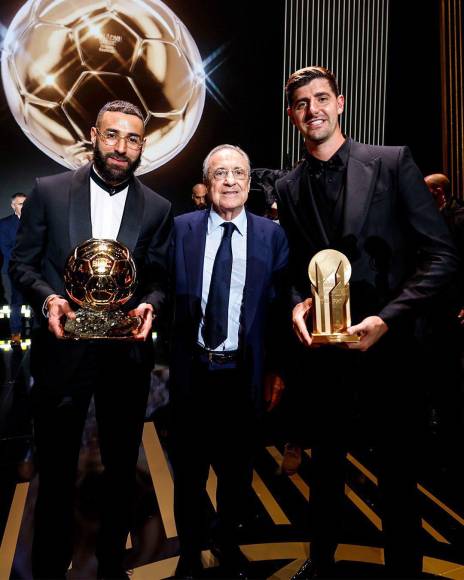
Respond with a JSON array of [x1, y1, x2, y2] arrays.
[[141, 302, 155, 317], [42, 294, 63, 318]]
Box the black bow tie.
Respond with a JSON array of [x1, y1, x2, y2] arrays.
[[90, 166, 131, 196]]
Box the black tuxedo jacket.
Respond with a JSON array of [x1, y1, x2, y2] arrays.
[[10, 163, 173, 391], [275, 140, 458, 332]]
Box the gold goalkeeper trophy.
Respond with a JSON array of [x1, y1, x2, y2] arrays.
[[308, 249, 360, 344]]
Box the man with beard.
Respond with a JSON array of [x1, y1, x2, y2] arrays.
[[191, 182, 209, 210], [10, 100, 173, 579]]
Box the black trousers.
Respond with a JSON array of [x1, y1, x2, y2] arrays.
[[170, 359, 256, 561], [31, 343, 150, 579], [290, 336, 424, 577]]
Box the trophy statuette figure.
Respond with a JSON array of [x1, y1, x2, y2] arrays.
[[308, 249, 360, 344], [63, 238, 141, 339]]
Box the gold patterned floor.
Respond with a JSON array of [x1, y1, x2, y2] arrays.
[[2, 413, 464, 580]]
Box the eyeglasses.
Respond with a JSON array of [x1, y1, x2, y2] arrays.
[[96, 128, 144, 150], [211, 168, 249, 181]]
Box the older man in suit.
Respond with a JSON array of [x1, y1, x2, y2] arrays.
[[169, 144, 288, 579], [10, 100, 173, 579], [272, 67, 458, 579]]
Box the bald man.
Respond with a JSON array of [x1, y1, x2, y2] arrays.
[[191, 183, 209, 210], [424, 173, 452, 211], [424, 173, 463, 276]]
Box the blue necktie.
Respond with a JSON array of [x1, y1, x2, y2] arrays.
[[202, 222, 235, 349]]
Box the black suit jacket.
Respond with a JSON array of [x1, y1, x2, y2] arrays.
[[275, 140, 458, 332], [10, 163, 173, 391], [0, 213, 20, 273]]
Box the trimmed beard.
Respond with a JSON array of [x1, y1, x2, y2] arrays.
[[92, 142, 141, 185]]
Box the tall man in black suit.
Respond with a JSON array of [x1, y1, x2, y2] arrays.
[[274, 67, 458, 579], [170, 144, 288, 578], [10, 100, 173, 579]]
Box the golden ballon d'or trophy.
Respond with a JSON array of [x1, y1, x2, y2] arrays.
[[308, 249, 360, 344], [63, 239, 142, 340]]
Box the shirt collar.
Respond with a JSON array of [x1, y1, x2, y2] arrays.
[[208, 206, 247, 236], [305, 137, 351, 172], [90, 164, 132, 195]]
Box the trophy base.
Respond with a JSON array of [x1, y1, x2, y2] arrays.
[[64, 308, 142, 340], [311, 332, 360, 344]]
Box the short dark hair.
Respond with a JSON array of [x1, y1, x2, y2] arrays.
[[11, 192, 26, 200], [286, 66, 340, 106], [96, 100, 145, 127]]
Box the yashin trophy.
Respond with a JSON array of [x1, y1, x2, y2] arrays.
[[64, 238, 141, 339], [308, 249, 360, 344]]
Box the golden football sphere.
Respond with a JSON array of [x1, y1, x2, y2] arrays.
[[1, 0, 205, 174], [64, 238, 137, 310]]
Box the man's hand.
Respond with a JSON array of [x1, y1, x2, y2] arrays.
[[129, 303, 154, 340], [292, 298, 313, 347], [47, 296, 76, 338], [346, 316, 388, 351], [264, 372, 285, 412]]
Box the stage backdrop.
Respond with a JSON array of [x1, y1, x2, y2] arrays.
[[0, 0, 285, 217], [0, 0, 443, 219]]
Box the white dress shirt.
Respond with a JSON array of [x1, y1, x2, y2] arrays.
[[90, 173, 128, 239], [198, 207, 247, 351]]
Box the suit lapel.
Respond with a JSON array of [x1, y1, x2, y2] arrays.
[[184, 211, 208, 314], [117, 179, 144, 252], [343, 150, 381, 238], [241, 212, 264, 336], [280, 164, 330, 248], [69, 164, 92, 248]]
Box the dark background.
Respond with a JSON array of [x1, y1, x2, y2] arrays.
[[386, 0, 442, 175], [0, 0, 442, 217]]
